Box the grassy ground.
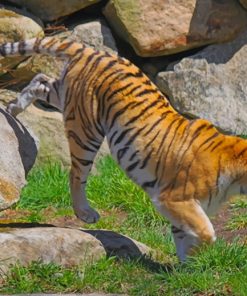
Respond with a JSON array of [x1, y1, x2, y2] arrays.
[[0, 156, 246, 295]]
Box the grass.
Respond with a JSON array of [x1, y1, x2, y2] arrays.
[[0, 156, 246, 295]]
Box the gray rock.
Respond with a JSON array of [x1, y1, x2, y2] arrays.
[[70, 19, 118, 55], [156, 30, 247, 135], [0, 227, 153, 274], [0, 105, 37, 210]]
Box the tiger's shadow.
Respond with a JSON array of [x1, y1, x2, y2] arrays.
[[0, 222, 172, 274]]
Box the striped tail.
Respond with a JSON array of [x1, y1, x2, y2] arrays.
[[0, 37, 83, 59]]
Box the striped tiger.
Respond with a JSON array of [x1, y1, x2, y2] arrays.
[[1, 37, 246, 261]]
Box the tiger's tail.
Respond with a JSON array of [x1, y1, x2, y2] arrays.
[[0, 37, 83, 59]]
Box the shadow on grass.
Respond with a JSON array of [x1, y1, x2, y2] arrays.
[[83, 229, 172, 273], [0, 223, 172, 274]]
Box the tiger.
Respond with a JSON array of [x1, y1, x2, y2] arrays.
[[0, 36, 246, 261]]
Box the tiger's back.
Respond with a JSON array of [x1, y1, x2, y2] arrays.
[[2, 37, 247, 261]]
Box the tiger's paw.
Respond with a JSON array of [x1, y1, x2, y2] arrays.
[[6, 101, 23, 117], [74, 206, 100, 224]]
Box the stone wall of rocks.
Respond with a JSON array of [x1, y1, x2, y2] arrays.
[[0, 0, 247, 169]]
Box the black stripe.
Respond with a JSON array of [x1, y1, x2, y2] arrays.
[[169, 123, 208, 192], [126, 125, 147, 146], [105, 100, 121, 121], [68, 130, 97, 152], [100, 72, 136, 113], [95, 61, 120, 96], [106, 82, 133, 102], [114, 127, 135, 145], [71, 154, 93, 166], [109, 131, 118, 146], [198, 132, 219, 149], [65, 108, 75, 121], [124, 84, 143, 97], [117, 147, 129, 162], [57, 41, 74, 52], [215, 155, 222, 195], [210, 140, 224, 152], [18, 40, 26, 55], [126, 100, 161, 126], [10, 42, 14, 54], [135, 88, 157, 97], [143, 111, 173, 137], [0, 44, 6, 56], [34, 38, 42, 53], [171, 226, 183, 234], [126, 160, 140, 172], [108, 101, 137, 130], [129, 150, 139, 161], [237, 146, 247, 157], [144, 130, 161, 151], [62, 48, 84, 82], [182, 132, 220, 197], [140, 149, 153, 169], [142, 178, 157, 188], [157, 115, 181, 155], [156, 118, 185, 178], [84, 50, 100, 69], [133, 68, 145, 78]]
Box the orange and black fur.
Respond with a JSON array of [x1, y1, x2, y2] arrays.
[[1, 37, 246, 261]]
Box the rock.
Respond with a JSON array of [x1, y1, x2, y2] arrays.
[[0, 8, 43, 44], [103, 0, 247, 57], [70, 19, 118, 55], [0, 227, 153, 274], [0, 8, 44, 88], [8, 0, 101, 21], [0, 227, 105, 274], [0, 105, 37, 210], [156, 30, 247, 135]]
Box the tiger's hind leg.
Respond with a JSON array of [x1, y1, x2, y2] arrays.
[[67, 127, 104, 223], [161, 199, 216, 261], [7, 73, 61, 116]]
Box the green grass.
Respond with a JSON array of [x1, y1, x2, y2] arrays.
[[2, 241, 247, 295], [1, 156, 247, 295], [227, 197, 247, 230]]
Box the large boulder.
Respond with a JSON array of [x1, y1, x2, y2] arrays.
[[0, 105, 37, 210], [0, 227, 152, 274], [156, 30, 247, 135], [7, 0, 101, 21], [0, 8, 43, 44], [103, 0, 247, 57]]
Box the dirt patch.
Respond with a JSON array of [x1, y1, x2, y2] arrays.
[[212, 205, 246, 244], [1, 205, 245, 243]]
